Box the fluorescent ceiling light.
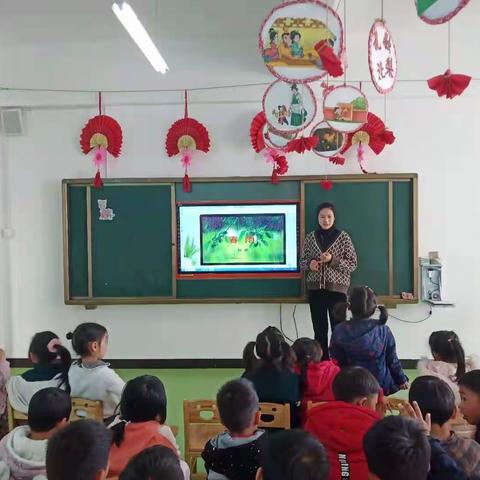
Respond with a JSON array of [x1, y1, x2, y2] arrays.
[[112, 1, 169, 74]]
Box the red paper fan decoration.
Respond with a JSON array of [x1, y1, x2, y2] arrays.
[[166, 91, 211, 192], [80, 93, 123, 188], [250, 112, 267, 153], [427, 69, 471, 99], [340, 112, 395, 173], [285, 135, 319, 154]]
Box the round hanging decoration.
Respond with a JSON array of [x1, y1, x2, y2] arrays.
[[264, 124, 298, 150], [416, 0, 470, 24], [368, 20, 397, 94], [80, 93, 123, 189], [263, 80, 317, 134], [310, 120, 347, 158], [323, 85, 368, 133], [165, 91, 211, 193], [259, 0, 344, 83]]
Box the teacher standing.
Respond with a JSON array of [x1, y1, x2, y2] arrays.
[[300, 202, 357, 359]]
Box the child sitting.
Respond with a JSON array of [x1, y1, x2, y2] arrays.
[[242, 326, 299, 425], [67, 322, 124, 418], [202, 379, 266, 480], [409, 375, 480, 479], [418, 331, 477, 404], [120, 445, 184, 480], [292, 338, 340, 405], [46, 419, 112, 480], [459, 370, 480, 444], [305, 366, 381, 480], [8, 332, 70, 413], [108, 375, 187, 479], [257, 430, 330, 480], [0, 387, 71, 480], [330, 286, 409, 395]]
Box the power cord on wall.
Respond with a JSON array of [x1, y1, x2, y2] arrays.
[[387, 304, 433, 324], [279, 304, 299, 343]]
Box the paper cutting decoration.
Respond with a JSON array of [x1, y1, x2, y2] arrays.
[[323, 85, 368, 133], [263, 80, 317, 134], [368, 21, 397, 94], [427, 69, 471, 99], [165, 91, 211, 192], [80, 93, 123, 189], [259, 0, 344, 83], [98, 200, 115, 221], [416, 0, 470, 24], [310, 121, 346, 158]]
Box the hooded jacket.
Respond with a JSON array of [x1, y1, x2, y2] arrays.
[[330, 318, 408, 395], [0, 426, 47, 480], [305, 401, 380, 480]]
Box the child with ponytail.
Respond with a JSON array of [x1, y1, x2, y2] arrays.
[[242, 326, 300, 425], [67, 323, 124, 418], [418, 331, 477, 404], [108, 375, 188, 479], [7, 331, 71, 413], [330, 286, 409, 395]]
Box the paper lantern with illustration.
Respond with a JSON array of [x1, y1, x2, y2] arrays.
[[263, 80, 317, 135], [368, 20, 397, 94], [259, 0, 344, 83], [165, 92, 211, 192], [339, 112, 395, 173], [416, 0, 470, 24], [80, 112, 123, 189], [427, 69, 471, 99], [323, 85, 368, 134]]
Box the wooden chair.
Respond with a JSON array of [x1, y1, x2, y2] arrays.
[[258, 403, 291, 429], [7, 402, 27, 431], [70, 398, 104, 422], [385, 397, 409, 415], [183, 400, 224, 477]]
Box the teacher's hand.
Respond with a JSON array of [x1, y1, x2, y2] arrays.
[[320, 252, 332, 263], [309, 259, 320, 271]]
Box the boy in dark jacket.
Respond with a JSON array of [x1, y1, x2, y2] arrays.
[[305, 366, 381, 480], [202, 379, 266, 480], [409, 376, 480, 479], [364, 414, 468, 480], [330, 286, 409, 395]]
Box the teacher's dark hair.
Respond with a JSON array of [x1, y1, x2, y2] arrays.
[[317, 202, 336, 217]]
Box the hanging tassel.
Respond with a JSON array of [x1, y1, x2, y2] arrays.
[[93, 146, 107, 168], [314, 40, 344, 78], [357, 142, 372, 174], [271, 170, 280, 184], [183, 173, 192, 193], [93, 170, 103, 189], [329, 155, 346, 166], [320, 179, 333, 191]]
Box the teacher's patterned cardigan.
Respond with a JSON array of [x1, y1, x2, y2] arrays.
[[300, 231, 357, 294]]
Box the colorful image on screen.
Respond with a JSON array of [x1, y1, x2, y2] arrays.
[[178, 203, 298, 275]]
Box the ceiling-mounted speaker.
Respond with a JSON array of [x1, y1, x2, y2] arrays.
[[0, 109, 25, 136]]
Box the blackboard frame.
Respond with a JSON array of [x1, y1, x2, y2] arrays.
[[62, 174, 418, 306]]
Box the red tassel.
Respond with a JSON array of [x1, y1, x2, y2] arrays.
[[320, 179, 333, 190], [93, 170, 103, 189], [315, 40, 344, 78], [271, 170, 280, 184], [183, 174, 192, 193]]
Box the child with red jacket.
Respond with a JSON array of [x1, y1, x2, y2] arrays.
[[305, 366, 381, 480], [292, 338, 340, 422]]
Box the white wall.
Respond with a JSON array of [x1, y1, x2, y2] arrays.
[[0, 1, 479, 359]]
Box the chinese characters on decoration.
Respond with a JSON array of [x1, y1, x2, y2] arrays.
[[368, 20, 397, 94]]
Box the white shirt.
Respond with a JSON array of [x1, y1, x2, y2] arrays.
[[68, 361, 125, 417]]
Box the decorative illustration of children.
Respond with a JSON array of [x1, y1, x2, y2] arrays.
[[272, 105, 289, 126], [290, 31, 304, 58], [279, 32, 294, 61], [263, 28, 280, 62]]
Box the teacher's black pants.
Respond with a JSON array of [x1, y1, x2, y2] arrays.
[[308, 289, 347, 360]]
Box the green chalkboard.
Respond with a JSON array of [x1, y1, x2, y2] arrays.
[[63, 175, 417, 305]]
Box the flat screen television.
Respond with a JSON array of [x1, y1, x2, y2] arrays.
[[177, 203, 299, 277]]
